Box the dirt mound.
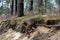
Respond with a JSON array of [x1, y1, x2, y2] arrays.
[[0, 25, 60, 40], [0, 15, 60, 40]]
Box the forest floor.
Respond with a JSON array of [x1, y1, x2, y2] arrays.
[[0, 15, 60, 40], [0, 25, 60, 40]]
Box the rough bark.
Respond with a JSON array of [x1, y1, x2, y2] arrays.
[[17, 0, 24, 17], [10, 0, 14, 16], [13, 0, 17, 16], [15, 0, 17, 15], [29, 0, 33, 11]]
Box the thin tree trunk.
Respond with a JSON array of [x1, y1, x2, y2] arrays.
[[38, 0, 43, 12], [43, 0, 46, 14], [40, 0, 43, 7], [15, 0, 17, 16], [2, 0, 3, 14], [13, 0, 17, 16], [10, 0, 14, 16], [29, 0, 33, 11], [17, 0, 24, 17], [58, 0, 60, 14], [38, 0, 43, 14]]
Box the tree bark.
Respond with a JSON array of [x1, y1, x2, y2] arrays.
[[39, 0, 43, 7], [13, 0, 17, 16], [15, 0, 17, 15], [17, 0, 24, 17], [29, 0, 33, 11], [10, 0, 14, 16], [43, 0, 46, 13]]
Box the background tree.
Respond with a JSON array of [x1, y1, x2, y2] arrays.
[[17, 0, 24, 17], [13, 0, 17, 16], [57, 0, 60, 13], [29, 0, 33, 11], [10, 0, 14, 16]]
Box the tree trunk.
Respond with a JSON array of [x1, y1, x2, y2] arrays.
[[10, 0, 14, 16], [38, 0, 43, 12], [38, 0, 43, 14], [29, 0, 33, 11], [17, 0, 24, 17], [13, 0, 17, 16], [39, 0, 43, 7], [43, 0, 46, 14], [58, 0, 60, 13], [15, 0, 17, 15]]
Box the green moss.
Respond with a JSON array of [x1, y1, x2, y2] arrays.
[[10, 18, 17, 25], [9, 15, 60, 31]]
